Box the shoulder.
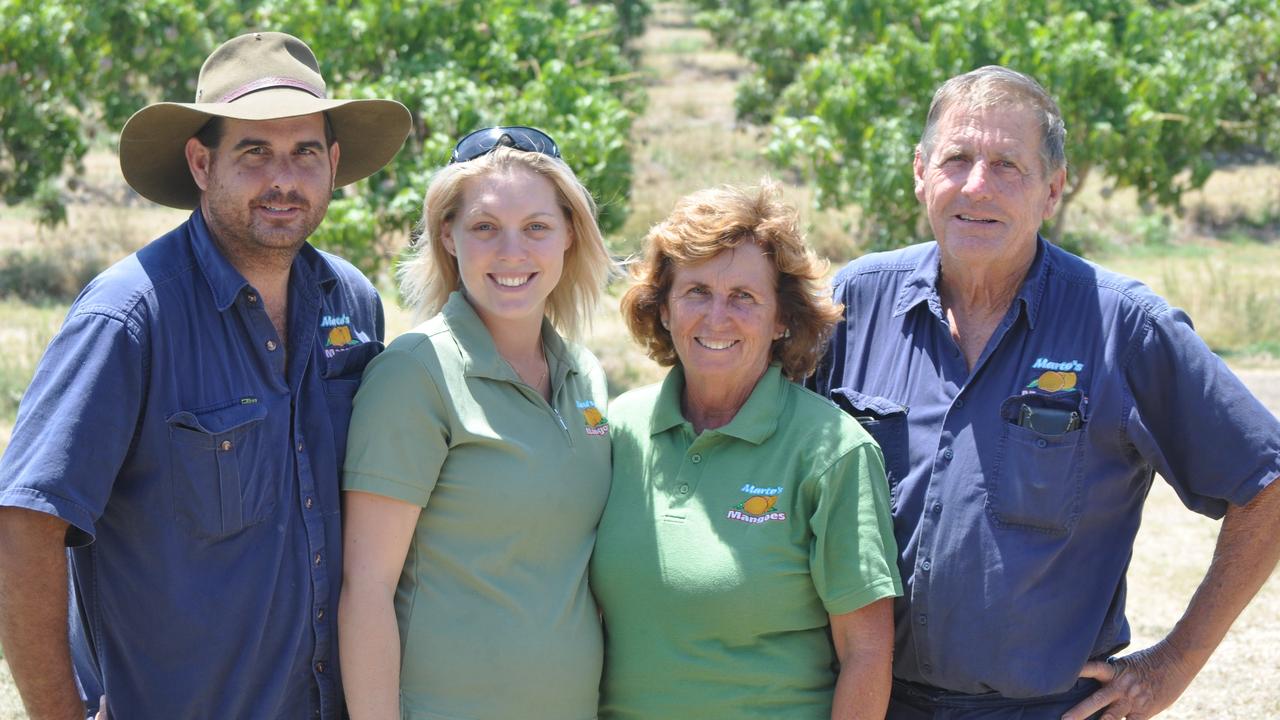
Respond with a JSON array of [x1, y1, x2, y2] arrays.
[[833, 242, 933, 286], [779, 381, 875, 457], [68, 224, 197, 334], [316, 248, 378, 298], [1041, 243, 1172, 320], [558, 337, 609, 398], [611, 382, 664, 425]]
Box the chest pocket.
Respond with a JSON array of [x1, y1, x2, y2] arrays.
[[831, 388, 908, 508], [167, 401, 271, 541], [986, 392, 1087, 535]]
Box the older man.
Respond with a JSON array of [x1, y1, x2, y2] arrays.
[[810, 65, 1280, 719], [0, 33, 410, 718]]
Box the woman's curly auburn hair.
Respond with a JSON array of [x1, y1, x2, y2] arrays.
[[620, 180, 843, 381]]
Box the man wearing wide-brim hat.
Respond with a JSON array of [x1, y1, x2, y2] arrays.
[[0, 31, 411, 719]]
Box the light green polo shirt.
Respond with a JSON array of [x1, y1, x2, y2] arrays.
[[343, 292, 611, 720], [590, 364, 901, 720]]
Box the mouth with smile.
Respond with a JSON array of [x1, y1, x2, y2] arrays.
[[696, 337, 738, 350], [490, 273, 536, 288], [955, 213, 999, 225]]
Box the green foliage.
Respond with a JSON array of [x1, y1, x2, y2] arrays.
[[0, 0, 644, 272], [695, 0, 1280, 249]]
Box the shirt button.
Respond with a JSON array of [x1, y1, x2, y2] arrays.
[[266, 339, 278, 352], [678, 484, 690, 494], [296, 442, 304, 453], [219, 440, 233, 452], [690, 453, 702, 464], [942, 448, 954, 461], [918, 614, 928, 625], [314, 552, 322, 566], [315, 661, 326, 674], [246, 293, 258, 304], [932, 502, 942, 514], [954, 398, 965, 409], [305, 496, 314, 510], [921, 559, 932, 572], [1036, 438, 1048, 448], [316, 607, 325, 621]]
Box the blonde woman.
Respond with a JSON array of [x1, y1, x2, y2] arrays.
[[339, 127, 613, 720]]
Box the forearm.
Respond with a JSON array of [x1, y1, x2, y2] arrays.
[[829, 597, 894, 720], [831, 653, 892, 720], [0, 507, 84, 720], [338, 581, 402, 720], [1163, 479, 1280, 670]]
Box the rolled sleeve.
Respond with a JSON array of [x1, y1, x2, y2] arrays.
[[342, 344, 450, 507], [0, 309, 146, 545], [809, 440, 903, 615]]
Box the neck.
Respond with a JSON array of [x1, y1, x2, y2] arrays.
[[681, 365, 766, 434], [937, 253, 1031, 319]]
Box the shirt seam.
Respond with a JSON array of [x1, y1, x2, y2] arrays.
[[824, 575, 902, 616]]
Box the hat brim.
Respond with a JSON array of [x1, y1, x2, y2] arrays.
[[119, 88, 412, 209]]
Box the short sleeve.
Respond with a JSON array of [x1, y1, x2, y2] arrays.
[[808, 439, 903, 615], [1124, 307, 1280, 517], [342, 345, 450, 507], [0, 310, 146, 545]]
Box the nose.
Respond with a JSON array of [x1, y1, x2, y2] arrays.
[[495, 228, 526, 261], [269, 156, 302, 191], [707, 296, 731, 325], [961, 160, 993, 199]]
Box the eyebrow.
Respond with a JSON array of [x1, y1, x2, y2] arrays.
[[231, 138, 326, 152]]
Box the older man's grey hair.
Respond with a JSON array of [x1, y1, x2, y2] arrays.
[[918, 65, 1067, 178]]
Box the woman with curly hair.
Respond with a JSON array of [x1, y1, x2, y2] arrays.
[[591, 180, 902, 720]]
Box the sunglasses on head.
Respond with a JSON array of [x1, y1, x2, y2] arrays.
[[449, 126, 562, 165]]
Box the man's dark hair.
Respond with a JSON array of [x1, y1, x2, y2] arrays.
[[193, 113, 337, 149]]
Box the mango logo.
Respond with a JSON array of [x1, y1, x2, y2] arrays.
[[582, 406, 605, 427], [327, 325, 353, 348], [1034, 370, 1077, 392], [739, 495, 778, 516]]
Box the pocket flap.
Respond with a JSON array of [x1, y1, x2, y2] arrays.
[[830, 388, 908, 419], [167, 402, 268, 436]]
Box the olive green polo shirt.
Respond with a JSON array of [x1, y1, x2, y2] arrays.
[[343, 292, 611, 720], [590, 364, 901, 720]]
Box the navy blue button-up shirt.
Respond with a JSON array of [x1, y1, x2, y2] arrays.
[[0, 210, 383, 718], [810, 238, 1280, 698]]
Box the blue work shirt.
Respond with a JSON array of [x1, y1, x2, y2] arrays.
[[0, 209, 384, 718], [809, 238, 1280, 699]]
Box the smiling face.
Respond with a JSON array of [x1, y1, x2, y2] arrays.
[[661, 243, 785, 393], [443, 165, 572, 335], [915, 104, 1064, 276], [187, 114, 339, 267]]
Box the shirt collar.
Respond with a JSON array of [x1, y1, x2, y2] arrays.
[[650, 363, 786, 445], [189, 208, 340, 312], [440, 291, 576, 383], [891, 237, 1051, 330]]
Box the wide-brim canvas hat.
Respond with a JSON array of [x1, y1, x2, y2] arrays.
[[119, 31, 412, 209]]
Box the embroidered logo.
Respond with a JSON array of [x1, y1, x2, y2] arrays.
[[1027, 357, 1084, 391], [320, 314, 371, 358], [726, 483, 787, 524], [577, 400, 609, 436]]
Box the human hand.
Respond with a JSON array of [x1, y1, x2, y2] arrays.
[[1061, 643, 1196, 720], [93, 695, 107, 720]]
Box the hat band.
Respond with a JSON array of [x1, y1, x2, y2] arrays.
[[217, 76, 325, 103]]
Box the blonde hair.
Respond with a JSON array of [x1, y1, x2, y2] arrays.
[[620, 179, 842, 381], [398, 146, 611, 338]]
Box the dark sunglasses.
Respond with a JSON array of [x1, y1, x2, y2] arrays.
[[449, 126, 562, 165]]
